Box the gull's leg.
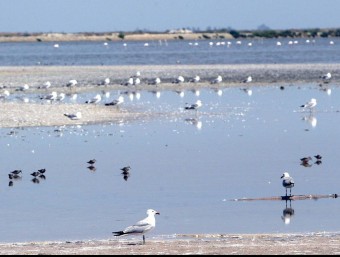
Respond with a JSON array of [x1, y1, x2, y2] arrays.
[[143, 235, 145, 245]]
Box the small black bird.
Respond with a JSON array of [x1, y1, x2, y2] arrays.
[[9, 174, 21, 180], [121, 166, 131, 173], [31, 172, 40, 177], [11, 170, 22, 175], [87, 159, 96, 165], [314, 155, 322, 160], [38, 169, 46, 174]]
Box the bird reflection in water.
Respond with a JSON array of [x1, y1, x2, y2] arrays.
[[302, 114, 317, 128], [185, 118, 203, 130], [281, 200, 295, 225]]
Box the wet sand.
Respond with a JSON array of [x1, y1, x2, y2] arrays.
[[1, 233, 340, 255], [0, 64, 339, 128]]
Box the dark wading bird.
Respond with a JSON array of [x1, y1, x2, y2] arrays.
[[112, 209, 160, 245]]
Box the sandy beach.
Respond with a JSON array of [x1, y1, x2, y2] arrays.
[[0, 64, 339, 128], [1, 233, 340, 255]]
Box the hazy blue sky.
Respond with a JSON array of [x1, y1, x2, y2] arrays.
[[0, 0, 339, 33]]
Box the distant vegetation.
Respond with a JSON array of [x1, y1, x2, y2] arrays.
[[1, 27, 340, 42]]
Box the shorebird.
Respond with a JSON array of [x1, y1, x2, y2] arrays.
[[16, 84, 29, 91], [172, 76, 185, 84], [281, 172, 295, 196], [98, 78, 110, 86], [31, 171, 40, 177], [38, 81, 52, 89], [121, 166, 131, 173], [0, 90, 10, 100], [40, 91, 57, 101], [85, 94, 101, 104], [113, 209, 160, 245], [105, 95, 124, 107], [121, 77, 134, 86], [66, 79, 78, 88], [185, 100, 202, 111], [300, 98, 317, 112], [64, 112, 82, 120], [243, 76, 252, 83], [87, 159, 96, 165], [148, 77, 161, 85], [211, 75, 222, 84], [188, 75, 200, 83], [314, 154, 322, 160], [320, 72, 331, 82], [10, 170, 22, 175]]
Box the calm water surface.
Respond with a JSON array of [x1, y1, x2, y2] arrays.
[[0, 38, 340, 65], [0, 84, 340, 242]]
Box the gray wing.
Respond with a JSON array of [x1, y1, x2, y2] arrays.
[[123, 219, 154, 235]]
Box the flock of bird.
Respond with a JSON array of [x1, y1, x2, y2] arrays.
[[86, 159, 132, 181], [8, 168, 46, 186]]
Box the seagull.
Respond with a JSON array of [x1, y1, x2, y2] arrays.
[[211, 75, 222, 84], [188, 75, 200, 83], [105, 95, 124, 107], [243, 76, 252, 83], [57, 93, 66, 101], [300, 98, 317, 112], [98, 78, 110, 86], [148, 77, 161, 85], [281, 172, 294, 197], [16, 84, 29, 91], [185, 100, 202, 111], [113, 209, 160, 245], [85, 94, 101, 104], [38, 81, 52, 89], [121, 77, 134, 86], [320, 72, 331, 82], [0, 90, 10, 100], [133, 77, 141, 86], [40, 91, 57, 101], [172, 76, 185, 84], [66, 79, 78, 88], [64, 112, 82, 120]]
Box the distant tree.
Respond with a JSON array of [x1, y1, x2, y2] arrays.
[[118, 32, 125, 40], [229, 30, 240, 38]]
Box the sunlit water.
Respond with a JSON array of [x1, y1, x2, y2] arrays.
[[0, 84, 340, 242]]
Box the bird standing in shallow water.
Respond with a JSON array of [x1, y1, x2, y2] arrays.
[[113, 209, 160, 245], [300, 98, 317, 113], [281, 172, 295, 197]]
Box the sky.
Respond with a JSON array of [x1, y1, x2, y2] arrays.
[[0, 0, 339, 33]]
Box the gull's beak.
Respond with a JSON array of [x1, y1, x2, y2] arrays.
[[156, 212, 160, 215], [280, 175, 284, 179]]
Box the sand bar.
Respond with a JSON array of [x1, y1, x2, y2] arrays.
[[0, 64, 339, 128]]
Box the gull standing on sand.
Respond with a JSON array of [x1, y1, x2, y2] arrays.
[[66, 79, 78, 88], [320, 72, 331, 82], [148, 77, 161, 85], [243, 76, 252, 83], [188, 75, 200, 83], [112, 209, 160, 245], [300, 98, 317, 112], [211, 75, 222, 84], [172, 76, 185, 84], [0, 90, 10, 100], [281, 172, 294, 196]]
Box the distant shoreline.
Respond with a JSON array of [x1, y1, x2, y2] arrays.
[[0, 27, 339, 42]]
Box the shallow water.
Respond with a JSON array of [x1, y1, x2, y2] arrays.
[[0, 37, 340, 66], [0, 84, 340, 242]]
